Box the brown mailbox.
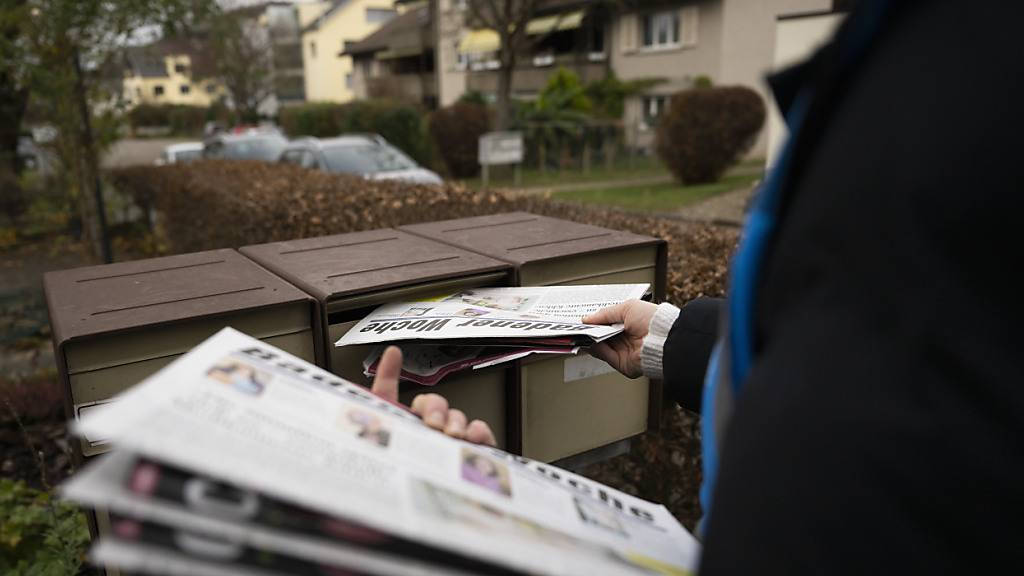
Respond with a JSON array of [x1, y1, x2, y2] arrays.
[[43, 248, 320, 460], [401, 212, 667, 463], [239, 229, 516, 448]]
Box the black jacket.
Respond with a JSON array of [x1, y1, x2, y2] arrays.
[[661, 1, 1024, 573]]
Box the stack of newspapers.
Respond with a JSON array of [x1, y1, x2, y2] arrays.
[[338, 284, 650, 385], [63, 328, 701, 575]]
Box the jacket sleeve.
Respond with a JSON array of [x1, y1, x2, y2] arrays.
[[660, 297, 724, 413]]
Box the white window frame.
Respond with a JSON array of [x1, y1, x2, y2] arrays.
[[641, 10, 680, 50]]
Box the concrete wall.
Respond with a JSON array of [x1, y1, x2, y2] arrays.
[[765, 11, 844, 166], [718, 0, 831, 155], [302, 0, 398, 103], [613, 0, 725, 149]]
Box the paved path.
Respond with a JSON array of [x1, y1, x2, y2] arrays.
[[103, 137, 194, 168], [674, 179, 760, 226]]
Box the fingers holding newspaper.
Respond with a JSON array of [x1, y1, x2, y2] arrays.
[[371, 345, 497, 446], [582, 299, 659, 379]]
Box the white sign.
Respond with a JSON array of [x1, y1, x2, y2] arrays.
[[479, 131, 524, 165]]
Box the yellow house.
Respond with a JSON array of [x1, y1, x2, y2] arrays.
[[122, 40, 225, 107], [301, 0, 399, 103]]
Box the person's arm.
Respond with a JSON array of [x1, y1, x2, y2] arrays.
[[585, 297, 723, 413], [649, 297, 723, 412]]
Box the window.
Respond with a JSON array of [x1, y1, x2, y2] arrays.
[[365, 8, 396, 24], [454, 45, 468, 71], [641, 10, 680, 49], [205, 83, 216, 94], [154, 85, 164, 96], [310, 41, 317, 58], [174, 63, 188, 74], [642, 95, 668, 129], [345, 73, 353, 89], [180, 84, 190, 95]]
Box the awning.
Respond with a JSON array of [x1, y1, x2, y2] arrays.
[[458, 29, 500, 54], [526, 10, 584, 35]]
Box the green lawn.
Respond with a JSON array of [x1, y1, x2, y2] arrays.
[[462, 155, 667, 190], [551, 171, 763, 212]]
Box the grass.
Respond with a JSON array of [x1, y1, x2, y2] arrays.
[[551, 171, 763, 212], [462, 155, 667, 190]]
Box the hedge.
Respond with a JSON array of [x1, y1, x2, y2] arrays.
[[429, 102, 491, 178], [278, 101, 432, 166], [106, 160, 739, 531], [126, 104, 230, 136], [656, 85, 765, 184]]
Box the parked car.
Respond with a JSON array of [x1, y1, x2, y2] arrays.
[[202, 131, 288, 163], [279, 135, 442, 185], [155, 142, 204, 165]]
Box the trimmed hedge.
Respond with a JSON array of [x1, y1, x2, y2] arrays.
[[429, 102, 490, 179], [127, 104, 229, 136], [107, 160, 739, 532], [655, 85, 765, 184], [278, 101, 432, 166]]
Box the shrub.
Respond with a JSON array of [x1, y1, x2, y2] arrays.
[[429, 102, 490, 179], [655, 85, 765, 184], [0, 479, 89, 574], [127, 104, 226, 136], [279, 101, 432, 166]]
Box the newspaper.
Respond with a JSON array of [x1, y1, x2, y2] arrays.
[[334, 284, 650, 347], [361, 344, 579, 386], [68, 328, 700, 576]]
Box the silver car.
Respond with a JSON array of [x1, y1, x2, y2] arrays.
[[279, 135, 442, 185], [203, 131, 288, 163]]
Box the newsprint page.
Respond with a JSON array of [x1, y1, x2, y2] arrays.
[[65, 328, 700, 576]]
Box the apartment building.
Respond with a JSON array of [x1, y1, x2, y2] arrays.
[[301, 0, 400, 103], [347, 0, 839, 153], [121, 39, 224, 108]]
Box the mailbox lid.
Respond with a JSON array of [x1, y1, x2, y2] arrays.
[[400, 212, 663, 267], [240, 229, 512, 304], [43, 248, 314, 347]]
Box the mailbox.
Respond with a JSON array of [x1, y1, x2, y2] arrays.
[[44, 248, 319, 460], [401, 212, 667, 463], [239, 229, 515, 448]]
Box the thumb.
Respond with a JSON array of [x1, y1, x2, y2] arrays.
[[371, 346, 402, 403], [582, 302, 629, 325]]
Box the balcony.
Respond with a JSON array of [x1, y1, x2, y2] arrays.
[[466, 55, 607, 95], [367, 73, 437, 105]]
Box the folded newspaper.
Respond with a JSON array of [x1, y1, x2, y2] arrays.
[[336, 284, 650, 385], [65, 328, 700, 576]]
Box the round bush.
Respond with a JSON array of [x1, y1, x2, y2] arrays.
[[429, 102, 490, 179], [655, 86, 766, 184]]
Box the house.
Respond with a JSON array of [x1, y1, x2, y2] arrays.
[[121, 38, 223, 108], [611, 0, 833, 151], [346, 0, 842, 154], [451, 0, 611, 102], [344, 3, 437, 107], [233, 1, 323, 109], [301, 0, 401, 103]]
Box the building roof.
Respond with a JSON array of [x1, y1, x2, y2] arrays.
[[123, 37, 217, 79], [342, 4, 431, 56], [301, 0, 353, 33]]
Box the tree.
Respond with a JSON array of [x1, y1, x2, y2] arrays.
[[465, 0, 560, 130], [208, 10, 274, 123], [516, 68, 591, 172], [1, 0, 214, 262]]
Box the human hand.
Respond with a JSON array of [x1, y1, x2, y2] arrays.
[[582, 299, 659, 378], [370, 346, 497, 446]]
